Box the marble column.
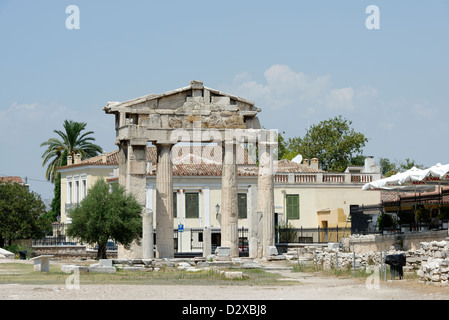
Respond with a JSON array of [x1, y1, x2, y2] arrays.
[[203, 226, 212, 257], [221, 142, 239, 257], [248, 184, 259, 259], [118, 142, 147, 259], [257, 139, 275, 257], [142, 208, 154, 259], [155, 143, 175, 258]]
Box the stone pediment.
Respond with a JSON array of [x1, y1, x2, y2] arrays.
[[103, 81, 261, 135]]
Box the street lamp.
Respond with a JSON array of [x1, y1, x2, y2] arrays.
[[215, 204, 221, 225]]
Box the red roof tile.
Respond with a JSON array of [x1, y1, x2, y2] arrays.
[[60, 146, 323, 176], [0, 176, 24, 184]]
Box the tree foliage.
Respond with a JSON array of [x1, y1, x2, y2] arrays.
[[67, 179, 142, 259], [278, 132, 296, 160], [377, 213, 395, 231], [379, 157, 425, 177], [285, 116, 368, 172], [0, 182, 50, 247], [40, 120, 103, 183]]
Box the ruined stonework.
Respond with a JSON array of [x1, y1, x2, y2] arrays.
[[103, 81, 275, 259]]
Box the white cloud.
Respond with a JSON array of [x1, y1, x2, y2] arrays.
[[413, 102, 437, 118], [326, 87, 355, 111], [380, 121, 395, 130], [224, 64, 376, 114], [0, 102, 38, 119], [0, 101, 79, 147]]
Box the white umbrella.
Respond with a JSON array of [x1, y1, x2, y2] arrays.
[[362, 168, 435, 192], [418, 163, 449, 184], [398, 167, 429, 186]]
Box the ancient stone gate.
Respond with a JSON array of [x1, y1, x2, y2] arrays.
[[103, 81, 276, 259]]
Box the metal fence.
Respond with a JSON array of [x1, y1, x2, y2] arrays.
[[32, 223, 119, 251], [35, 223, 356, 253], [350, 204, 449, 235], [276, 226, 351, 244], [176, 227, 249, 256]]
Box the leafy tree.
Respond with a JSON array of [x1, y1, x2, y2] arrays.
[[379, 158, 397, 177], [379, 158, 424, 177], [287, 116, 368, 172], [40, 120, 103, 222], [43, 150, 68, 223], [67, 179, 142, 259], [40, 120, 103, 183], [0, 182, 50, 248], [399, 158, 424, 171], [377, 213, 395, 231], [277, 132, 296, 160], [414, 204, 430, 223]]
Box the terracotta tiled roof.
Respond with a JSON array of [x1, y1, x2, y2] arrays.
[[0, 176, 24, 184], [60, 146, 323, 176], [59, 146, 255, 170]]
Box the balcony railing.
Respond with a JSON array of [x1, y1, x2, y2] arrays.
[[274, 172, 380, 185]]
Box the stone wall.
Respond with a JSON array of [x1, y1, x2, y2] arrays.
[[32, 246, 117, 260], [416, 241, 449, 286], [349, 230, 448, 253], [288, 246, 394, 271], [288, 239, 449, 286]]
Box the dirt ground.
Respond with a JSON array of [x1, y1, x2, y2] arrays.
[[2, 259, 449, 300]]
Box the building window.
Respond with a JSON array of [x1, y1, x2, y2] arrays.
[[238, 193, 247, 219], [80, 176, 87, 201], [75, 180, 79, 203], [185, 192, 199, 218], [67, 181, 72, 204], [286, 194, 300, 220], [173, 192, 177, 218]]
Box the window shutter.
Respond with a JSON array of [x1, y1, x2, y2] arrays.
[[238, 193, 247, 219], [185, 193, 199, 218], [286, 194, 300, 219]]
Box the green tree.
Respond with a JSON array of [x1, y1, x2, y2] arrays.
[[40, 120, 103, 222], [399, 158, 424, 171], [287, 116, 368, 172], [67, 179, 142, 259], [40, 120, 103, 183], [377, 213, 395, 231], [379, 158, 397, 177], [379, 158, 424, 177], [277, 132, 296, 160], [414, 204, 430, 223], [0, 182, 50, 248]]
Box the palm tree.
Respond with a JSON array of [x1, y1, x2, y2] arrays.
[[41, 120, 103, 183]]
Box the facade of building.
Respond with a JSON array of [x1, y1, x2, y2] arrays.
[[58, 146, 382, 252]]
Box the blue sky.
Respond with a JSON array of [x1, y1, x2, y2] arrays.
[[0, 1, 448, 201]]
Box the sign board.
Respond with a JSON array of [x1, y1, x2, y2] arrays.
[[178, 224, 184, 232]]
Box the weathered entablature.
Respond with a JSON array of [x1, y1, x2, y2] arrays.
[[103, 80, 262, 146]]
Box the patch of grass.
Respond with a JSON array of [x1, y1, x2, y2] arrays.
[[292, 262, 417, 281], [0, 263, 293, 287], [0, 263, 68, 285]]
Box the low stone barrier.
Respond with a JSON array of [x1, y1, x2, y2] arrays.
[[61, 257, 248, 279], [286, 239, 449, 286], [32, 245, 117, 259]]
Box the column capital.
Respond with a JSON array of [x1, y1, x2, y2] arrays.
[[154, 140, 177, 147]]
